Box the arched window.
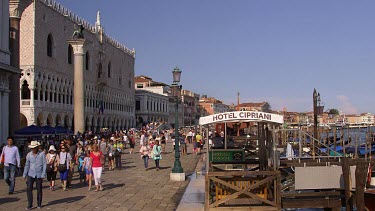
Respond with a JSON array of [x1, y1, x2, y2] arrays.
[[68, 44, 73, 64], [85, 51, 89, 70], [108, 62, 111, 78], [21, 81, 31, 100], [98, 63, 102, 78], [47, 34, 53, 57]]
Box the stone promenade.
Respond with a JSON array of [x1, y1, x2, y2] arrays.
[[0, 143, 201, 211]]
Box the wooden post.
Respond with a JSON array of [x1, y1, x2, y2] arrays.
[[205, 174, 210, 210], [334, 127, 337, 156], [342, 157, 352, 211], [355, 161, 367, 211], [355, 128, 358, 159]]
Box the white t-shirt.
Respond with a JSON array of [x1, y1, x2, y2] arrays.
[[188, 131, 193, 137], [140, 134, 145, 146]]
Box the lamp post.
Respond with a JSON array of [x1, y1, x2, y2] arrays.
[[171, 67, 184, 177]]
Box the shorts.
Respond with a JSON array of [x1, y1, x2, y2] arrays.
[[47, 171, 57, 181], [85, 168, 92, 175], [60, 169, 69, 181], [108, 155, 113, 161]]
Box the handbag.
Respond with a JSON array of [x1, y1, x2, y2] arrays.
[[46, 155, 56, 173], [58, 153, 67, 172]]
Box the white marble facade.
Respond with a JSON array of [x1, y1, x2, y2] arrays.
[[19, 0, 136, 132]]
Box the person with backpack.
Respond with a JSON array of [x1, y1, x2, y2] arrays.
[[46, 145, 59, 191], [77, 152, 86, 185], [58, 145, 71, 191]]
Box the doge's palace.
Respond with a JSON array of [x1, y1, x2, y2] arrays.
[[19, 0, 136, 132]]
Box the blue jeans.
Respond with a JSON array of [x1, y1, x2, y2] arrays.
[[4, 164, 16, 193], [142, 156, 149, 168]]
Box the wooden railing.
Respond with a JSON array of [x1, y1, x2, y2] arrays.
[[205, 171, 281, 210]]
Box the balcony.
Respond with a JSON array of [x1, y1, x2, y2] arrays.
[[21, 100, 31, 106]]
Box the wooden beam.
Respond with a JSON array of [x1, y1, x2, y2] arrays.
[[282, 191, 341, 197], [355, 161, 367, 211], [282, 198, 341, 209], [207, 171, 279, 177]]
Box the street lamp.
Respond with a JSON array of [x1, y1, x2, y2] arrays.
[[171, 67, 184, 175]]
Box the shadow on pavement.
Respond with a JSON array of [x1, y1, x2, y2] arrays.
[[46, 196, 86, 206], [0, 197, 20, 205], [103, 183, 124, 190]]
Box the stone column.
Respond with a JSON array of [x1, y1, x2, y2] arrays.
[[68, 39, 86, 134]]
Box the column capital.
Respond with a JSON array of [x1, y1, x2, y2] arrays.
[[67, 39, 86, 55], [9, 0, 32, 18]]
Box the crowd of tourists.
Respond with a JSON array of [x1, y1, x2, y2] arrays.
[[0, 126, 207, 210]]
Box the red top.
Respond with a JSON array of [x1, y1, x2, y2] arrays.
[[90, 151, 103, 168]]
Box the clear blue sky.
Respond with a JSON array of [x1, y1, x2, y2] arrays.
[[58, 0, 375, 114]]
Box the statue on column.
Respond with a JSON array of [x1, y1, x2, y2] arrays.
[[72, 24, 85, 39]]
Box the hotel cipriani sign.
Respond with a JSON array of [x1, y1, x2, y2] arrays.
[[199, 111, 284, 125]]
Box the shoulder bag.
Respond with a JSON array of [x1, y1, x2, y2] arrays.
[[46, 155, 57, 173], [58, 153, 67, 172]]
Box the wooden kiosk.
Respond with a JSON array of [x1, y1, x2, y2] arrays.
[[199, 111, 284, 210]]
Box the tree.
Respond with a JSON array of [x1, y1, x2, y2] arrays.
[[328, 109, 340, 115]]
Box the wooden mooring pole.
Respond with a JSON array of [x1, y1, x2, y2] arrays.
[[355, 161, 368, 211], [342, 157, 353, 211]]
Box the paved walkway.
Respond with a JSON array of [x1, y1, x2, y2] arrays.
[[0, 143, 201, 211]]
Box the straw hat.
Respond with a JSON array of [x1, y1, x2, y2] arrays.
[[49, 145, 57, 152], [29, 141, 40, 148]]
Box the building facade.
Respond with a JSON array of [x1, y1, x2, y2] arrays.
[[199, 97, 229, 115], [135, 89, 169, 125], [19, 0, 136, 132], [361, 113, 374, 125], [238, 102, 271, 112], [0, 0, 22, 142], [181, 89, 199, 126], [135, 75, 184, 127]]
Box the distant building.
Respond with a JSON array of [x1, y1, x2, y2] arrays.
[[134, 75, 183, 127], [181, 89, 200, 126], [238, 102, 271, 112], [344, 114, 362, 126], [360, 113, 374, 125], [135, 89, 169, 125], [199, 97, 229, 115]]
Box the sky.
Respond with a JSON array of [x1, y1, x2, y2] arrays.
[[57, 0, 375, 114]]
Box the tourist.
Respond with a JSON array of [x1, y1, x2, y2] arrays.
[[23, 141, 46, 210], [140, 131, 146, 148], [77, 152, 86, 185], [152, 140, 162, 171], [66, 139, 76, 188], [99, 138, 107, 167], [129, 132, 135, 154], [196, 132, 203, 154], [160, 133, 166, 154], [0, 136, 21, 195], [114, 139, 123, 170], [139, 141, 150, 171], [180, 135, 187, 155], [46, 145, 59, 191], [59, 145, 71, 191], [107, 139, 114, 170], [90, 144, 104, 192], [82, 151, 93, 191], [187, 130, 193, 144]]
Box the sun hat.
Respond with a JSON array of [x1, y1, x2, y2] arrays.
[[29, 141, 41, 148], [93, 136, 98, 140], [49, 145, 57, 152]]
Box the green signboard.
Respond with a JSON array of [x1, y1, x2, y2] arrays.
[[209, 149, 245, 163]]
